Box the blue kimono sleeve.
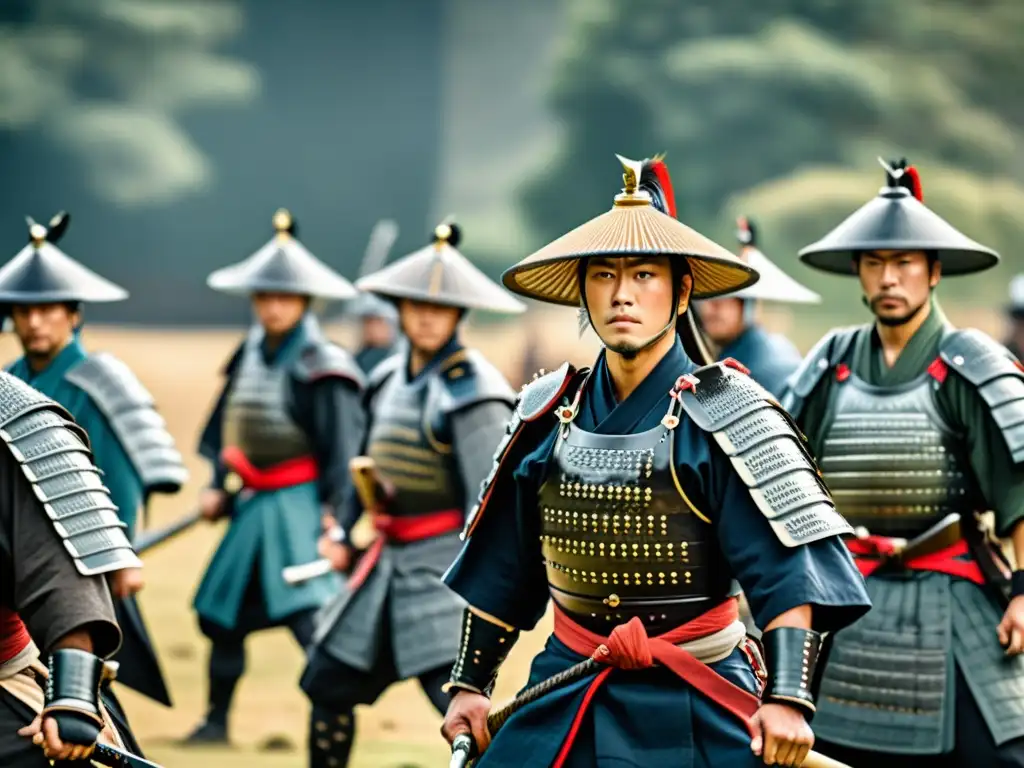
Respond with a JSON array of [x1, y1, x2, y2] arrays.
[[443, 451, 551, 631], [708, 447, 870, 634], [76, 399, 145, 541]]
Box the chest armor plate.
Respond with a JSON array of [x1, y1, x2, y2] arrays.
[[538, 422, 731, 633], [819, 372, 981, 536], [222, 342, 310, 467], [366, 371, 461, 517]]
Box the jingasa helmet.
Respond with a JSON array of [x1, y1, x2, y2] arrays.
[[799, 158, 999, 276], [731, 217, 819, 304], [502, 154, 758, 306], [0, 212, 128, 304], [356, 221, 525, 314], [207, 209, 357, 299]]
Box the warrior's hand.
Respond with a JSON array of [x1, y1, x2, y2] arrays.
[[18, 712, 115, 760], [750, 702, 814, 767], [110, 567, 145, 599], [441, 690, 492, 755], [199, 488, 228, 521], [997, 595, 1024, 655], [318, 535, 352, 572]]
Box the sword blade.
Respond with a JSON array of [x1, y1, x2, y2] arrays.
[[282, 558, 334, 585], [133, 510, 203, 556], [93, 743, 164, 768]]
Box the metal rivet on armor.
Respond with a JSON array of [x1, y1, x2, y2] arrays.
[[316, 721, 328, 732], [604, 594, 621, 608], [953, 355, 965, 365], [333, 731, 348, 742], [317, 738, 331, 750], [337, 715, 350, 726]]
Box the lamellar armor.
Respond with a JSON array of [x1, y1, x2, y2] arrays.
[[783, 326, 1024, 538], [450, 360, 849, 695]]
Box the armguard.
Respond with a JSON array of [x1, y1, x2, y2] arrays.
[[0, 374, 141, 576], [677, 362, 853, 547], [779, 326, 860, 419], [461, 363, 582, 539], [294, 341, 366, 390], [65, 353, 188, 495], [761, 627, 824, 719], [940, 329, 1024, 464], [439, 349, 516, 416], [42, 649, 105, 745], [445, 607, 520, 697]]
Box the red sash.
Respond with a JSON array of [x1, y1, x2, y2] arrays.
[[0, 607, 31, 665], [346, 509, 463, 593], [845, 536, 985, 585], [549, 599, 759, 768], [221, 446, 319, 491]]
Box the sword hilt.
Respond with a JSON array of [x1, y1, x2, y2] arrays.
[[449, 733, 476, 768]]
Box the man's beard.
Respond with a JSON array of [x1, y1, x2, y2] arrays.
[[606, 341, 642, 359], [867, 295, 928, 327]]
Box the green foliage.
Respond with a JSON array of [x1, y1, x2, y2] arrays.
[[522, 0, 1024, 306]]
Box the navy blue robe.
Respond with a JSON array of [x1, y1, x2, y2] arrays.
[[719, 325, 802, 400], [445, 339, 870, 768]]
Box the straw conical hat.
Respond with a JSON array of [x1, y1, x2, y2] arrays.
[[799, 158, 998, 276], [501, 155, 758, 306]]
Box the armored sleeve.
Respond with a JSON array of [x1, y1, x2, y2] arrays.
[[450, 400, 514, 520], [677, 362, 870, 633], [197, 341, 246, 488], [0, 376, 136, 656], [938, 330, 1024, 536], [65, 353, 188, 496]]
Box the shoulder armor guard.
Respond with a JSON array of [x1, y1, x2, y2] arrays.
[[0, 373, 141, 576], [65, 353, 188, 495], [293, 341, 365, 390], [367, 352, 402, 392], [780, 326, 861, 419], [220, 341, 245, 376], [462, 363, 582, 539], [678, 362, 853, 548], [941, 329, 1024, 464], [440, 349, 515, 415]]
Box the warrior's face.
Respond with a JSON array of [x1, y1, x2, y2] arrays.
[[399, 299, 460, 357], [362, 315, 394, 348], [252, 292, 309, 336], [583, 256, 690, 357], [857, 249, 940, 327], [696, 297, 746, 346], [10, 303, 78, 362]]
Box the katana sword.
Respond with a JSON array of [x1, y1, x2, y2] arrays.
[[132, 510, 202, 556], [283, 558, 334, 585], [93, 742, 165, 767]]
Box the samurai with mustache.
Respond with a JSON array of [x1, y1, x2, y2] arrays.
[[783, 159, 1024, 767]]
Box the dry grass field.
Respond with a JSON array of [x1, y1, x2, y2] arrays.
[[0, 312, 597, 768], [0, 302, 1003, 767]]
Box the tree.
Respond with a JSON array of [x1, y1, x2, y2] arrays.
[[520, 0, 1024, 306]]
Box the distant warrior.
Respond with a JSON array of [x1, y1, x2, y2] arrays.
[[0, 371, 146, 767], [440, 155, 870, 768], [186, 209, 365, 744], [347, 220, 401, 376], [1006, 274, 1024, 361], [694, 216, 819, 398], [784, 159, 1024, 767], [0, 212, 187, 708], [301, 222, 524, 768]]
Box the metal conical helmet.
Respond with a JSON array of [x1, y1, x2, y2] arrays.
[[356, 221, 525, 314], [731, 217, 819, 303], [502, 154, 758, 306], [207, 209, 357, 300], [799, 158, 999, 276], [0, 213, 128, 304]]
